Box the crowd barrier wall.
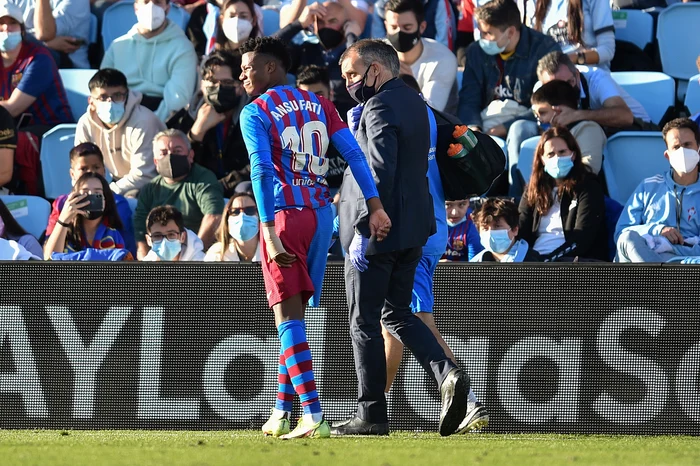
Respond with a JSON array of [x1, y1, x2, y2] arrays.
[[1, 262, 699, 434]]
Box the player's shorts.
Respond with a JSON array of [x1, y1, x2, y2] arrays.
[[306, 203, 334, 307], [410, 253, 441, 314], [261, 207, 317, 307]]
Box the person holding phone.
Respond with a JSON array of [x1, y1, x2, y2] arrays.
[[43, 172, 129, 259]]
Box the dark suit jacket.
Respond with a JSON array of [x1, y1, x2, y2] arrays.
[[338, 78, 436, 256]]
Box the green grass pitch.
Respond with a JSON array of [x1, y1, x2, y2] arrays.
[[0, 430, 698, 466]]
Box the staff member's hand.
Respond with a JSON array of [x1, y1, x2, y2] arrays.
[[262, 225, 297, 267], [369, 208, 391, 241]]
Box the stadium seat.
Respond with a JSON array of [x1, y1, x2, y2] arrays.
[[602, 131, 668, 205], [58, 69, 96, 122], [89, 13, 98, 44], [0, 195, 51, 240], [515, 136, 540, 185], [685, 73, 700, 115], [611, 71, 675, 125], [656, 3, 700, 99], [612, 10, 653, 51], [262, 7, 280, 36], [126, 197, 138, 216], [102, 1, 190, 52], [40, 124, 78, 200]]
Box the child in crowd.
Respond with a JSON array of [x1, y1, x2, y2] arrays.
[[471, 198, 540, 262], [142, 205, 206, 261], [442, 199, 483, 261]]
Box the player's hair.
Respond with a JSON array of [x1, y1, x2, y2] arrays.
[[473, 198, 519, 230], [153, 128, 191, 151], [341, 39, 400, 78], [537, 51, 577, 81], [216, 193, 257, 261], [0, 197, 30, 239], [386, 0, 425, 25], [67, 172, 122, 250], [201, 50, 242, 82], [69, 142, 105, 165], [215, 0, 260, 50], [474, 0, 521, 31], [88, 68, 128, 91], [296, 65, 331, 88], [239, 36, 292, 73], [662, 118, 700, 146], [399, 73, 421, 94], [147, 205, 185, 233], [530, 80, 579, 109]]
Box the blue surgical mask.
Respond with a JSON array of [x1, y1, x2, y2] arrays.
[[537, 120, 551, 131], [0, 31, 22, 53], [151, 238, 182, 261], [94, 100, 125, 125], [479, 228, 513, 254], [228, 213, 259, 242], [478, 37, 507, 56], [543, 154, 574, 179]]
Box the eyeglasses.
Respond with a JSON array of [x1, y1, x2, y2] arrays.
[[93, 92, 127, 102], [148, 231, 182, 242], [203, 78, 237, 87], [230, 206, 257, 216]]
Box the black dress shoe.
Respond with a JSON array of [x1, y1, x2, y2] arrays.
[[438, 368, 468, 436], [330, 416, 389, 436]]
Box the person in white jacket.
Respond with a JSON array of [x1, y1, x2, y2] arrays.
[[142, 205, 206, 261], [101, 0, 198, 122], [75, 69, 165, 197]]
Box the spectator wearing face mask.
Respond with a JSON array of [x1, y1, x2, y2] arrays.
[[101, 0, 198, 123], [0, 197, 42, 258], [74, 69, 165, 198], [213, 0, 262, 53], [471, 197, 539, 262], [170, 51, 251, 197], [384, 0, 457, 114], [441, 198, 483, 261], [616, 118, 700, 263], [519, 126, 607, 261], [142, 204, 206, 261], [275, 0, 363, 118], [204, 192, 261, 261], [43, 172, 131, 260], [133, 129, 224, 259]]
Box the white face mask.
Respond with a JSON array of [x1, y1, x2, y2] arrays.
[[222, 17, 253, 44], [669, 147, 700, 174], [136, 2, 166, 32]]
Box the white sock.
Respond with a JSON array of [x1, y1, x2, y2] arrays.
[[272, 408, 289, 419], [304, 412, 324, 424], [468, 389, 478, 403]]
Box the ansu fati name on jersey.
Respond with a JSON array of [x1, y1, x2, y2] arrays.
[[270, 99, 323, 122]]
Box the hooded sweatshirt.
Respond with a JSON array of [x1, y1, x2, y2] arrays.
[[615, 170, 700, 242], [75, 90, 165, 195], [102, 20, 198, 122], [142, 228, 206, 261]]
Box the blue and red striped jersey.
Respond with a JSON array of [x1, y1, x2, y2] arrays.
[[241, 85, 345, 214], [442, 211, 483, 261], [1, 42, 73, 127]]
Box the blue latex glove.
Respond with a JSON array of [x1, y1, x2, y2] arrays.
[[348, 232, 369, 272], [347, 104, 364, 136]]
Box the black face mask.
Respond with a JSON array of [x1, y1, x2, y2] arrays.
[[347, 66, 378, 104], [158, 154, 191, 179], [317, 27, 344, 50], [204, 82, 241, 114], [386, 30, 420, 53]]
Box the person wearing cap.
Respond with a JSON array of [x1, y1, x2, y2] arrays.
[[0, 0, 73, 133]]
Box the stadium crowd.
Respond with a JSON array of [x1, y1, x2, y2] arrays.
[[1, 0, 700, 264]]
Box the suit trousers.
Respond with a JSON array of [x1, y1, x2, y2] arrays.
[[345, 246, 457, 423]]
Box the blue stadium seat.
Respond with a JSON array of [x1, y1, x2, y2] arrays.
[[602, 131, 668, 205], [262, 7, 280, 36], [127, 197, 138, 216], [102, 1, 190, 52], [89, 13, 98, 44], [58, 69, 96, 122], [40, 124, 78, 200], [0, 195, 52, 240], [685, 73, 700, 115], [612, 10, 653, 51], [515, 136, 540, 185], [611, 71, 675, 125], [656, 3, 700, 99]]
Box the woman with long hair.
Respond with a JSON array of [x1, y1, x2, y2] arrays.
[[204, 192, 261, 261], [215, 0, 262, 53], [43, 172, 129, 259], [0, 198, 43, 258], [518, 126, 608, 261], [530, 0, 615, 69]]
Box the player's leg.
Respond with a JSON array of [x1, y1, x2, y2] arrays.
[[382, 326, 403, 392]]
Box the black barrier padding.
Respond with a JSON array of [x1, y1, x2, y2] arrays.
[[1, 262, 699, 434]]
